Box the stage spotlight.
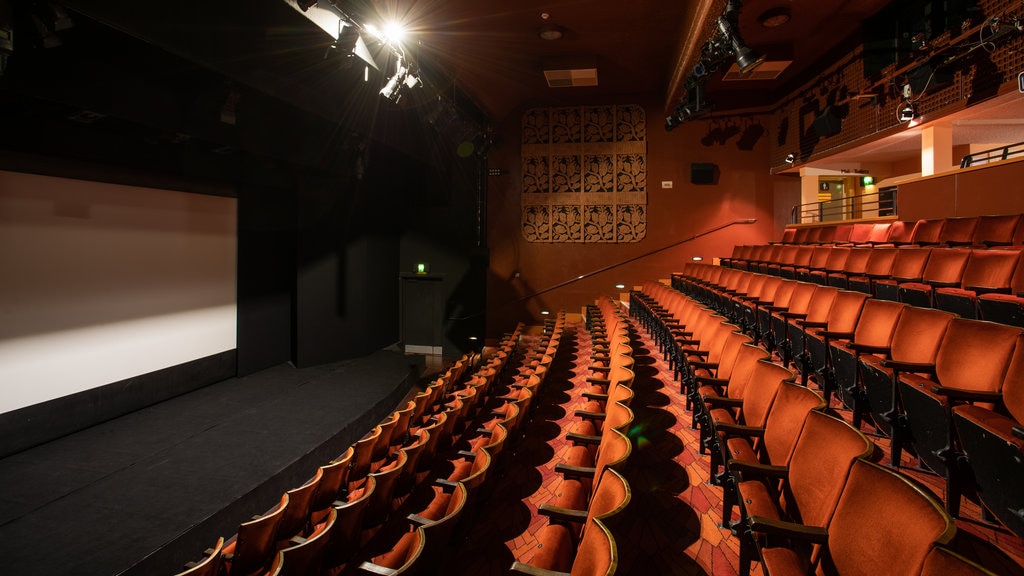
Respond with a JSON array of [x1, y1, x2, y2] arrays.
[[785, 152, 796, 164], [326, 19, 379, 70], [380, 60, 409, 102], [899, 102, 918, 123], [718, 0, 765, 75]]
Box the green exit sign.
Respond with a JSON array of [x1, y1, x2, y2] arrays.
[[416, 263, 429, 274]]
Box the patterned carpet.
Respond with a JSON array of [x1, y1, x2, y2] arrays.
[[441, 315, 1024, 576]]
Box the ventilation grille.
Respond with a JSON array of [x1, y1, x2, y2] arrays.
[[544, 67, 599, 88], [722, 60, 792, 81]]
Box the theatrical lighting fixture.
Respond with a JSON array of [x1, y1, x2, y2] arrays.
[[899, 102, 918, 123], [718, 0, 765, 75], [325, 18, 378, 70], [380, 59, 409, 102], [785, 152, 796, 164]]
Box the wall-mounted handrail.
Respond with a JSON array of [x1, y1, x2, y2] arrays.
[[447, 218, 757, 322], [511, 218, 756, 303]]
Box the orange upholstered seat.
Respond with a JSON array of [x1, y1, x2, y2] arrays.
[[734, 411, 873, 576], [897, 321, 1022, 515], [755, 459, 955, 576], [221, 493, 289, 576]]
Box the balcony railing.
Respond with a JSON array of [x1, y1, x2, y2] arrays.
[[960, 141, 1024, 168], [790, 188, 897, 224]]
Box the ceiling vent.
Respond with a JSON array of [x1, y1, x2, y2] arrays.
[[543, 57, 598, 88], [722, 60, 791, 81]]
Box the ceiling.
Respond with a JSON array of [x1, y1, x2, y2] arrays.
[[5, 0, 1022, 174]]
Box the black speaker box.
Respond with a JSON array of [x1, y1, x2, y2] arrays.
[[812, 106, 842, 138], [691, 162, 717, 185]]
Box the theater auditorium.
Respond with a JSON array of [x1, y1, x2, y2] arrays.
[[1, 0, 1023, 574]]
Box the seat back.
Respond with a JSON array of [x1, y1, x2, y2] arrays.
[[785, 411, 873, 528], [276, 468, 323, 544], [840, 248, 872, 276], [364, 449, 408, 528], [734, 360, 793, 432], [959, 249, 1021, 291], [890, 307, 956, 364], [851, 299, 905, 348], [761, 382, 827, 467], [802, 285, 839, 324], [279, 507, 336, 576], [391, 400, 417, 447], [350, 426, 382, 480], [823, 247, 850, 273], [847, 223, 874, 245], [1004, 336, 1024, 424], [807, 246, 832, 270], [594, 428, 632, 481], [919, 248, 970, 285], [911, 219, 945, 245], [890, 247, 932, 280], [941, 216, 980, 246], [886, 220, 914, 244], [569, 518, 618, 576], [867, 222, 892, 244], [863, 247, 898, 277], [973, 213, 1022, 247], [225, 493, 289, 576], [935, 319, 1022, 393], [330, 475, 375, 560], [310, 448, 353, 525], [824, 290, 869, 335], [722, 343, 773, 401], [822, 459, 955, 576], [417, 482, 469, 571]]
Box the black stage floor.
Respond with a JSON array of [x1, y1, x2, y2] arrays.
[[0, 350, 424, 576]]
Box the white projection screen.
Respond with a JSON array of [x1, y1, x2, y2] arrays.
[[0, 170, 237, 414]]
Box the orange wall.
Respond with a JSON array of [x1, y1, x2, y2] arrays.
[[485, 96, 782, 332], [897, 158, 1024, 220]]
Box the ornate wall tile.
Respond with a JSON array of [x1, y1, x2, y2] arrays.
[[583, 205, 616, 243], [584, 154, 615, 193], [522, 205, 551, 242], [616, 204, 647, 242], [551, 155, 582, 193], [522, 104, 646, 243], [522, 156, 550, 194]]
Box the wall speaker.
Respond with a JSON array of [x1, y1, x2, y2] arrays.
[[691, 162, 717, 185], [812, 106, 842, 138]]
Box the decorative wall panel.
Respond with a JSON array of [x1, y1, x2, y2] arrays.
[[522, 105, 647, 243]]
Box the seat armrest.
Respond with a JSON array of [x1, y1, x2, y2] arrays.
[[703, 394, 742, 408], [727, 460, 788, 478], [930, 386, 1002, 404], [820, 330, 855, 340], [780, 312, 808, 320], [574, 409, 607, 421], [1012, 426, 1024, 441], [715, 422, 765, 438], [966, 285, 1011, 296], [565, 431, 601, 445], [797, 320, 828, 328], [554, 463, 596, 479], [689, 361, 719, 370], [845, 342, 890, 355], [538, 504, 588, 523], [926, 279, 960, 289], [881, 360, 936, 375], [357, 561, 401, 575], [747, 515, 829, 544]]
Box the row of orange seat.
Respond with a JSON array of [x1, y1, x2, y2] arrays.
[[720, 244, 1024, 327], [630, 281, 1004, 576], [666, 264, 1024, 545], [511, 296, 635, 576], [175, 322, 530, 576], [778, 213, 1024, 248]]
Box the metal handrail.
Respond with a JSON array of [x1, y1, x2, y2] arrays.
[[790, 189, 896, 224], [448, 218, 758, 320], [960, 141, 1024, 168]]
